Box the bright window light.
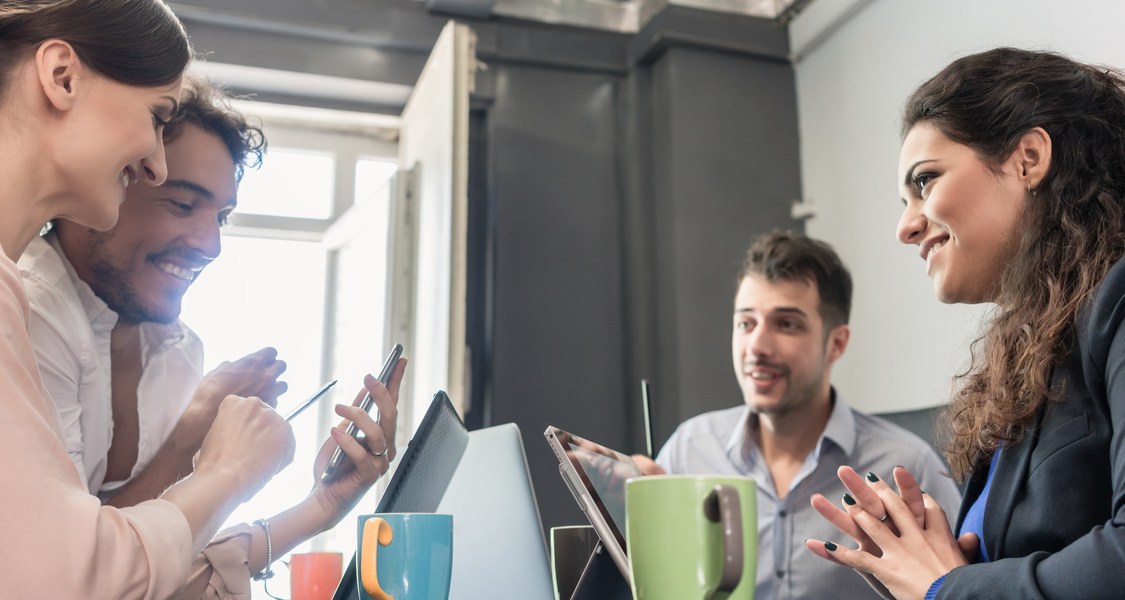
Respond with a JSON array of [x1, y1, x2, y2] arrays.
[[179, 235, 328, 538], [237, 148, 336, 219]]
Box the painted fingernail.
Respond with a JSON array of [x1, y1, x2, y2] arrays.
[[825, 541, 838, 552], [842, 493, 856, 506], [867, 472, 880, 482]]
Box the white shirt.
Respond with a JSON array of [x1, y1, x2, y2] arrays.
[[18, 234, 204, 496]]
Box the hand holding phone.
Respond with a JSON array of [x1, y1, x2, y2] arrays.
[[320, 343, 403, 483]]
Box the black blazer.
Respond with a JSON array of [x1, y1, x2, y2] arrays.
[[937, 258, 1125, 600]]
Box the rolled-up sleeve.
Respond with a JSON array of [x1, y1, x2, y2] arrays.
[[173, 524, 255, 600]]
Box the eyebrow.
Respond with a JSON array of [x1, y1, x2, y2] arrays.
[[902, 159, 936, 189], [734, 306, 808, 318], [164, 179, 215, 200]]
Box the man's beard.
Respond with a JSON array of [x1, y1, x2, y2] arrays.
[[87, 253, 182, 325], [745, 357, 827, 419]]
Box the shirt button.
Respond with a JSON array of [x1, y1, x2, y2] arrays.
[[779, 510, 788, 517], [776, 570, 785, 579]]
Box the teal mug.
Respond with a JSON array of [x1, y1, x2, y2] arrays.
[[356, 513, 454, 600]]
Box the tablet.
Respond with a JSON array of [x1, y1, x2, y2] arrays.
[[544, 425, 644, 585], [332, 390, 469, 600]]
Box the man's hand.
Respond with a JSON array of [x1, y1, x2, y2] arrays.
[[631, 454, 666, 476], [178, 347, 287, 447], [196, 347, 287, 408]]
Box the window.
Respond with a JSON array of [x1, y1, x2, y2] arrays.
[[178, 104, 399, 597]]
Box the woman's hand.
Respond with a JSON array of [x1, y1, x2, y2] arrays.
[[193, 395, 296, 503], [806, 466, 969, 600], [308, 359, 406, 528], [810, 467, 927, 553], [805, 467, 925, 599]]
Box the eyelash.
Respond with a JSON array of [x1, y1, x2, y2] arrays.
[[152, 113, 170, 129], [911, 172, 937, 196]]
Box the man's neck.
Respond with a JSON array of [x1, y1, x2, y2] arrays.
[[110, 322, 142, 358], [750, 389, 834, 497]]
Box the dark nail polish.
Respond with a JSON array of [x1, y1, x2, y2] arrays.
[[867, 472, 880, 482], [825, 541, 838, 551], [843, 493, 856, 506]]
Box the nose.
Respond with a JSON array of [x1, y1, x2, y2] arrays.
[[186, 214, 223, 260], [139, 137, 169, 187], [896, 202, 927, 245], [746, 324, 773, 359]]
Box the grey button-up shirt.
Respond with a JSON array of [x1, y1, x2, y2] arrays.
[[656, 391, 961, 600]]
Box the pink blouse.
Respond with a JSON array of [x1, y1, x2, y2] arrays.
[[0, 249, 258, 599]]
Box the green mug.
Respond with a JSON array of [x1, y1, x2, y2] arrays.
[[626, 475, 756, 600]]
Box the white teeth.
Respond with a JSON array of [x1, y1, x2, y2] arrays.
[[750, 371, 776, 381], [120, 171, 129, 188], [157, 261, 194, 281], [927, 240, 946, 261]]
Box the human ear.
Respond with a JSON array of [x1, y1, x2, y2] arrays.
[[35, 39, 83, 112], [825, 324, 850, 363], [1012, 127, 1052, 190]]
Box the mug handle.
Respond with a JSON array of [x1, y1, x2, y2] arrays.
[[703, 484, 743, 593], [360, 518, 396, 600]]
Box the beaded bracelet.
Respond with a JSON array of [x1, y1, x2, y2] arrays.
[[251, 518, 275, 581]]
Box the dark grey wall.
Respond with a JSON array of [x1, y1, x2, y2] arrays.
[[482, 62, 630, 529], [645, 46, 803, 447], [172, 0, 803, 534], [476, 20, 803, 530]]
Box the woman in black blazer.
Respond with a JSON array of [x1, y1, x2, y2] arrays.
[[806, 47, 1125, 600]]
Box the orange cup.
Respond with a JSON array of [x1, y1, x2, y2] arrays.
[[290, 552, 343, 600]]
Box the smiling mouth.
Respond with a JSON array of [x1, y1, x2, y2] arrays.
[[120, 167, 138, 189], [154, 260, 198, 282], [920, 235, 951, 272], [927, 239, 945, 262]]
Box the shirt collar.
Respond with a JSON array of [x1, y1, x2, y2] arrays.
[[725, 386, 857, 461]]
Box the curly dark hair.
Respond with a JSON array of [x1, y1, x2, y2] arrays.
[[163, 74, 266, 182], [903, 47, 1125, 481]]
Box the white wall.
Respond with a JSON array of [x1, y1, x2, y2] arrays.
[[793, 0, 1125, 413]]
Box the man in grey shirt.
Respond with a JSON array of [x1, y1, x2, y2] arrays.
[[634, 231, 960, 600]]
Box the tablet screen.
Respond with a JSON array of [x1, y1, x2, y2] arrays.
[[553, 429, 643, 548]]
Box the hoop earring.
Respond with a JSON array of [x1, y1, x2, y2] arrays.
[[1027, 183, 1036, 196]]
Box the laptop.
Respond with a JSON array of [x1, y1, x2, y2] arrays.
[[331, 391, 469, 600], [436, 423, 555, 599]]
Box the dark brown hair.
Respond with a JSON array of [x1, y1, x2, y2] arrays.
[[164, 75, 266, 182], [738, 230, 852, 330], [0, 0, 190, 99], [903, 47, 1125, 480]]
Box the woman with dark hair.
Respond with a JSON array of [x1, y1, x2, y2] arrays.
[[806, 47, 1125, 599], [0, 3, 357, 598]]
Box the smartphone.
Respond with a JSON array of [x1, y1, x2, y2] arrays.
[[320, 343, 403, 483]]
